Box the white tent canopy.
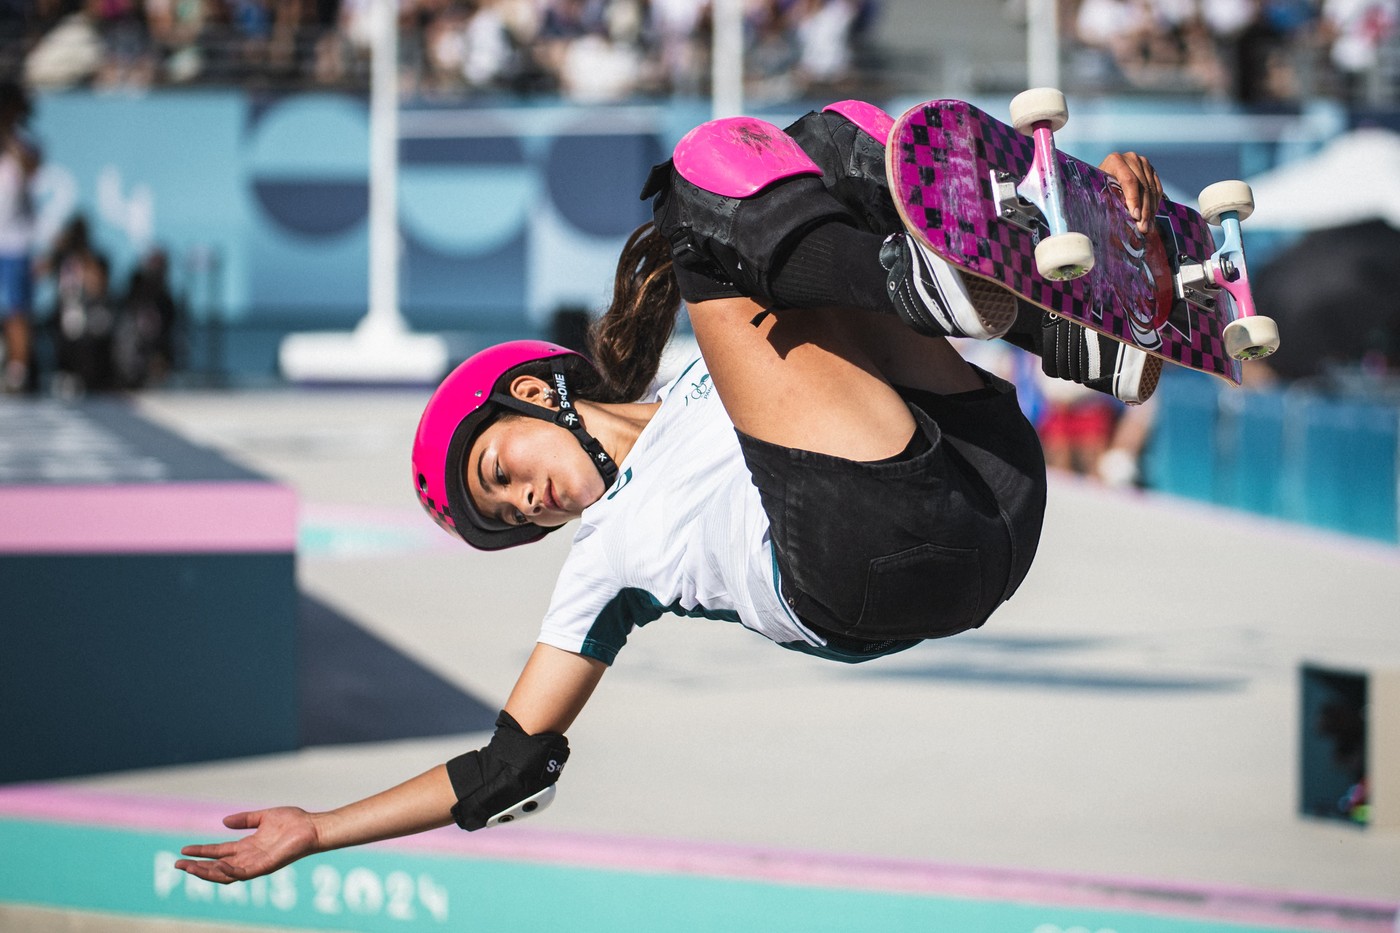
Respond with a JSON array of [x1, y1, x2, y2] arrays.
[[1245, 127, 1400, 230]]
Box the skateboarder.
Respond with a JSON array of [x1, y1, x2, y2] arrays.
[[175, 101, 1163, 884]]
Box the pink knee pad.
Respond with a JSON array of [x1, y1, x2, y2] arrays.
[[673, 116, 823, 199], [822, 100, 895, 145]]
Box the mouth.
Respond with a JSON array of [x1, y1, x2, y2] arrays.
[[544, 481, 562, 513]]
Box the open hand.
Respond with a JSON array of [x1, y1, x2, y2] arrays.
[[1099, 151, 1163, 233], [175, 806, 322, 884]]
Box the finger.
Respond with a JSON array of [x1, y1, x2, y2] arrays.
[[180, 842, 238, 859], [1138, 159, 1163, 230], [1113, 154, 1145, 222], [174, 858, 240, 885], [223, 811, 259, 830], [1130, 155, 1159, 221], [1118, 151, 1159, 232]]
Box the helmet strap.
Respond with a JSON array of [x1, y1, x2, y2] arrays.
[[488, 364, 619, 487]]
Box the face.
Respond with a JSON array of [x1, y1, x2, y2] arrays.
[[465, 413, 607, 530]]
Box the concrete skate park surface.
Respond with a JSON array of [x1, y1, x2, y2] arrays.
[[2, 387, 1398, 932]]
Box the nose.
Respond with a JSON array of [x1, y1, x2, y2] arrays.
[[519, 484, 543, 516]]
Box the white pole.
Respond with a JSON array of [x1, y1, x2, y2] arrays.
[[1026, 0, 1061, 90], [712, 0, 744, 119], [278, 0, 448, 383], [366, 0, 399, 335]]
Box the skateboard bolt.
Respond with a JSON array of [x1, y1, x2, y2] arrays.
[[1219, 259, 1237, 280]]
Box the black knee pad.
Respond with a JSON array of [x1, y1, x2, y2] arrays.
[[784, 102, 902, 235], [640, 117, 855, 304]]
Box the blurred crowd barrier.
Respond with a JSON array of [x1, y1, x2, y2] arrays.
[[1144, 371, 1400, 543], [1065, 0, 1400, 106], [0, 1, 1395, 106], [6, 0, 882, 104]]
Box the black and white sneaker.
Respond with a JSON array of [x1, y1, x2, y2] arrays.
[[1039, 313, 1162, 405], [880, 232, 1017, 340]]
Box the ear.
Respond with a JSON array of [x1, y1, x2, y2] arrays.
[[507, 374, 556, 409]]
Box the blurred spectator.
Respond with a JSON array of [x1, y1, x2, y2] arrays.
[[1070, 0, 1399, 102], [1321, 0, 1399, 100], [113, 246, 182, 388], [1034, 369, 1126, 478], [89, 0, 157, 86], [25, 9, 105, 87], [1075, 0, 1150, 63], [0, 82, 37, 395], [747, 0, 801, 99], [146, 0, 212, 82], [557, 31, 642, 100], [794, 0, 860, 90], [41, 214, 116, 396], [649, 0, 705, 95], [460, 1, 514, 88]]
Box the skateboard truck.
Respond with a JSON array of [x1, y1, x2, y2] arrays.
[[1005, 88, 1096, 282], [991, 170, 1043, 235], [1176, 180, 1281, 362], [1174, 256, 1223, 310]]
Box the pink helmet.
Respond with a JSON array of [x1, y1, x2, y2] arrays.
[[411, 340, 616, 551]]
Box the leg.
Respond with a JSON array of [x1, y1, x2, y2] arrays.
[[783, 101, 901, 234], [1, 253, 34, 393], [1004, 302, 1163, 405], [2, 313, 29, 393], [781, 104, 1158, 401], [694, 296, 1047, 643], [646, 114, 1015, 343], [688, 297, 982, 462]]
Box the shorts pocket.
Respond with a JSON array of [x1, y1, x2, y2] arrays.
[[854, 543, 983, 640]]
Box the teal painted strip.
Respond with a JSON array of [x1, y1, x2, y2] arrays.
[[0, 817, 1330, 933]]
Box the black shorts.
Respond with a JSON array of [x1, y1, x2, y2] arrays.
[[737, 368, 1046, 644]]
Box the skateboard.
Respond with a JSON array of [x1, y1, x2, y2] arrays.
[[887, 89, 1279, 387]]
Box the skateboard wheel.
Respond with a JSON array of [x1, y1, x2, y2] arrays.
[[1223, 315, 1279, 361], [1009, 87, 1069, 134], [1035, 232, 1095, 280], [1199, 180, 1255, 225]]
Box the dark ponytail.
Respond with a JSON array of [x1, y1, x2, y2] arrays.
[[587, 222, 683, 403]]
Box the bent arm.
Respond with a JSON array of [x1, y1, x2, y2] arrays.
[[504, 642, 608, 733], [177, 644, 606, 884], [306, 640, 609, 845]]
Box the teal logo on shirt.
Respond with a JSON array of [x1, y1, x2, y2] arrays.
[[686, 374, 713, 405], [606, 467, 633, 500]]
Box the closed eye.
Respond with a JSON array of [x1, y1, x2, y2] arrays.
[[492, 461, 526, 525]]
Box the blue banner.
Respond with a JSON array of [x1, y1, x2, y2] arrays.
[[30, 93, 689, 329]]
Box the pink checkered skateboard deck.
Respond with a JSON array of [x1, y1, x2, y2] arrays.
[[888, 98, 1245, 386]]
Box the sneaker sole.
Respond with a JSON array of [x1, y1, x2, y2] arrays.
[[905, 236, 1017, 340], [1115, 348, 1163, 405], [960, 276, 1018, 340]]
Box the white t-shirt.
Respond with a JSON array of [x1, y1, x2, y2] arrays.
[[536, 355, 909, 665], [0, 139, 36, 257]]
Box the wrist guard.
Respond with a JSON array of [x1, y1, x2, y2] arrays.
[[446, 710, 570, 831]]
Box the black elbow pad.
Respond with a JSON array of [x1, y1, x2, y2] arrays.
[[446, 710, 570, 831]]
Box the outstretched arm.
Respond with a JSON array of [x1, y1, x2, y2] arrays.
[[176, 644, 606, 884], [175, 766, 456, 884]]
